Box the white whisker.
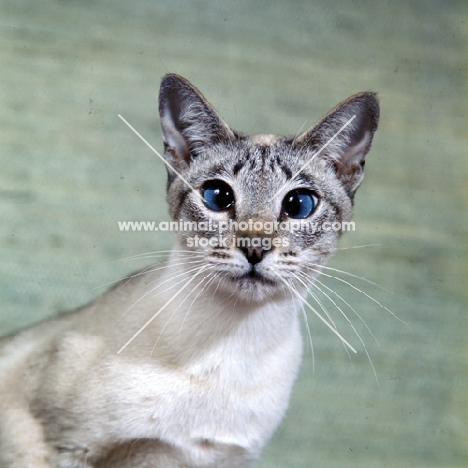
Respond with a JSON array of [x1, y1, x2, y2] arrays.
[[275, 273, 357, 354], [298, 271, 379, 384], [309, 262, 391, 292], [141, 259, 208, 287], [178, 272, 218, 335], [145, 264, 209, 298], [105, 250, 204, 264], [89, 255, 206, 292], [286, 277, 315, 372], [334, 244, 382, 252], [291, 117, 309, 147], [118, 262, 207, 321], [117, 265, 210, 354], [293, 272, 337, 328], [150, 268, 216, 357], [292, 271, 354, 365], [307, 266, 406, 326], [302, 271, 380, 349]]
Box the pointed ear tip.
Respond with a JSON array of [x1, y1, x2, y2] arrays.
[[363, 92, 380, 113], [160, 73, 182, 89], [353, 91, 379, 107], [159, 74, 192, 113], [352, 92, 380, 129]]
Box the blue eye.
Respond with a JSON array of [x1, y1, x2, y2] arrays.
[[202, 180, 235, 211], [282, 189, 317, 219]]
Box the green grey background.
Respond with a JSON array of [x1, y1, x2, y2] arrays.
[[1, 0, 467, 466]]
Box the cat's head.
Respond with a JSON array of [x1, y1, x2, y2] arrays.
[[159, 74, 379, 303]]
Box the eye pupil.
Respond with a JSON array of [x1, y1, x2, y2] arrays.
[[282, 189, 317, 219], [202, 180, 234, 211]]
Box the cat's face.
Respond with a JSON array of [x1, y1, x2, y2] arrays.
[[159, 74, 379, 302]]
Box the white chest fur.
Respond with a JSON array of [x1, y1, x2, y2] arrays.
[[104, 323, 302, 460]]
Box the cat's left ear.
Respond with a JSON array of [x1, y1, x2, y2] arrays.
[[295, 93, 379, 197], [158, 74, 234, 171]]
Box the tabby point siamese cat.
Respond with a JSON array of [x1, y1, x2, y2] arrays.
[[0, 74, 379, 467]]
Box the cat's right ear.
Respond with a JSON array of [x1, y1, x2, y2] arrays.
[[158, 74, 234, 171]]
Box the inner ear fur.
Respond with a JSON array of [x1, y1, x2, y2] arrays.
[[294, 92, 379, 197], [158, 74, 234, 170]]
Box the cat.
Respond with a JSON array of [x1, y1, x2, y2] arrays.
[[0, 74, 379, 468]]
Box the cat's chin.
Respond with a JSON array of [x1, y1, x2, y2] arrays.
[[243, 267, 276, 283], [217, 270, 284, 304]]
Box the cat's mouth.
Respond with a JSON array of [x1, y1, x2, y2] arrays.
[[238, 265, 276, 285], [219, 265, 281, 302]]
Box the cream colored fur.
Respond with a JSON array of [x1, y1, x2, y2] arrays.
[[0, 248, 303, 467]]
